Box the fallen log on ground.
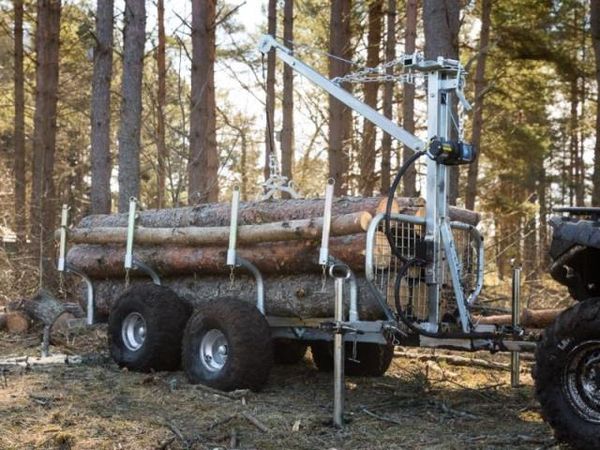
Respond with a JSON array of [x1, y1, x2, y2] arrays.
[[64, 212, 372, 246], [7, 290, 78, 342], [394, 351, 515, 372], [66, 234, 366, 278], [5, 311, 30, 334], [475, 308, 564, 329], [86, 274, 388, 321]]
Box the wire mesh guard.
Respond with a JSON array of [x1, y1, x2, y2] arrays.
[[371, 218, 479, 321]]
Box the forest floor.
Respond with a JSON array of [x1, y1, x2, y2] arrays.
[[0, 324, 561, 450]]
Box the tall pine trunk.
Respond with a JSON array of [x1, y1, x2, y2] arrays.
[[30, 0, 61, 286], [359, 0, 383, 197], [380, 0, 396, 194], [281, 0, 294, 197], [423, 0, 460, 205], [591, 0, 600, 203], [402, 0, 417, 197], [328, 0, 353, 196], [90, 0, 114, 215], [155, 0, 167, 208], [264, 0, 277, 183], [189, 0, 218, 204], [117, 0, 145, 212], [13, 0, 26, 246], [465, 0, 491, 211]]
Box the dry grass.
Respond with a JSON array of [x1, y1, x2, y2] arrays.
[[0, 326, 561, 450]]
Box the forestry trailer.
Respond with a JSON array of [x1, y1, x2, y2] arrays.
[[55, 35, 600, 449]]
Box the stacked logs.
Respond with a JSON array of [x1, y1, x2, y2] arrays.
[[63, 196, 480, 319]]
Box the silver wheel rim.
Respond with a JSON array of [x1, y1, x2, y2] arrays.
[[122, 312, 147, 352], [563, 340, 600, 423], [200, 329, 228, 372]]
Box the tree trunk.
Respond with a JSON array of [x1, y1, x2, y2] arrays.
[[76, 196, 424, 228], [13, 0, 26, 247], [264, 0, 277, 183], [85, 274, 387, 321], [281, 0, 294, 197], [328, 0, 353, 195], [591, 0, 600, 203], [117, 0, 145, 212], [402, 0, 418, 197], [380, 0, 396, 195], [189, 0, 218, 204], [66, 235, 367, 278], [359, 0, 383, 197], [156, 0, 167, 209], [423, 0, 460, 205], [30, 0, 61, 287], [66, 211, 371, 246], [90, 0, 114, 215], [464, 0, 491, 211]]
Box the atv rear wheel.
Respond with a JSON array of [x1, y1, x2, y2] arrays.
[[534, 298, 600, 449]]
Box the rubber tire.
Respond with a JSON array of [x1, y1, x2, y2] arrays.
[[108, 284, 192, 372], [533, 298, 600, 450], [310, 341, 394, 377], [182, 298, 273, 391], [273, 339, 308, 364]]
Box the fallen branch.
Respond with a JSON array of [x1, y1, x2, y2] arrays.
[[361, 407, 404, 425], [394, 351, 510, 371], [191, 383, 250, 400], [240, 412, 270, 433]]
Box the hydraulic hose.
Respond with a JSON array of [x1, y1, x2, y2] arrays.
[[384, 150, 499, 342]]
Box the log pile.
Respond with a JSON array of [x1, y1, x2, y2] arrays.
[[64, 196, 480, 320]]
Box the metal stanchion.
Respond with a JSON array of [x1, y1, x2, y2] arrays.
[[511, 262, 522, 387], [330, 263, 350, 428]]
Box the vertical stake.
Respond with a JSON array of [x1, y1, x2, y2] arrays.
[[511, 261, 522, 388]]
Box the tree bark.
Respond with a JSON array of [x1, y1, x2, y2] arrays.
[[90, 0, 114, 215], [65, 212, 371, 247], [156, 0, 167, 208], [328, 0, 353, 195], [189, 0, 218, 204], [423, 0, 460, 205], [117, 0, 145, 212], [402, 0, 418, 197], [476, 308, 563, 329], [85, 274, 387, 321], [76, 196, 424, 228], [13, 0, 26, 246], [359, 0, 383, 197], [281, 0, 294, 196], [264, 0, 277, 183], [380, 0, 396, 194], [30, 0, 61, 286], [66, 235, 367, 278], [464, 0, 491, 211]]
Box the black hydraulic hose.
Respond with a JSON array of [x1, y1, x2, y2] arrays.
[[385, 150, 426, 261], [383, 150, 499, 341]]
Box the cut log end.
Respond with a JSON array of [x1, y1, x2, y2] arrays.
[[6, 312, 30, 334]]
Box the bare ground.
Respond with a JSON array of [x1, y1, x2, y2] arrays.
[[0, 325, 560, 450]]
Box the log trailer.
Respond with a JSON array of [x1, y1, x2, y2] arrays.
[[55, 35, 600, 449]]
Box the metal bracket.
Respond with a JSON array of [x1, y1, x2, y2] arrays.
[[125, 198, 161, 286], [262, 154, 300, 200]]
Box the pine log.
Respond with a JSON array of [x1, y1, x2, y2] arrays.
[[66, 234, 366, 279], [475, 308, 564, 329], [18, 290, 76, 339], [64, 212, 372, 247], [77, 196, 423, 228], [84, 274, 388, 321], [6, 311, 30, 334]]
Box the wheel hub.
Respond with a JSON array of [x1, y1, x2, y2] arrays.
[[122, 312, 147, 352], [200, 329, 228, 372], [563, 340, 600, 423]]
